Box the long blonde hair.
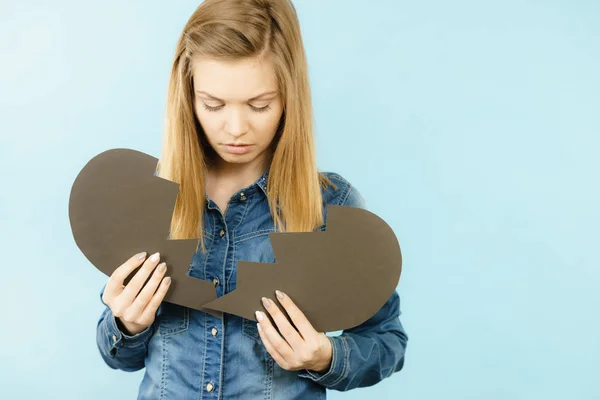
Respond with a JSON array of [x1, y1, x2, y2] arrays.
[[157, 0, 334, 251]]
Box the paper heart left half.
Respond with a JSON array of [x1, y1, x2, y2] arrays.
[[68, 148, 220, 317]]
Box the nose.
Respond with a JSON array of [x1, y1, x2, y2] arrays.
[[224, 106, 248, 137]]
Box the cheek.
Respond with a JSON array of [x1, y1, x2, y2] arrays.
[[252, 119, 277, 144], [195, 112, 221, 140], [257, 108, 284, 141]]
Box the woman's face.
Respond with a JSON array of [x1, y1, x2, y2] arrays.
[[192, 56, 284, 169]]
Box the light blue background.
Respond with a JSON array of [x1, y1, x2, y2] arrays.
[[1, 0, 598, 399]]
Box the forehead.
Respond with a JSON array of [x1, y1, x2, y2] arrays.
[[191, 56, 278, 100]]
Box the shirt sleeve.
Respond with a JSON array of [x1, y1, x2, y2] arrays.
[[298, 183, 408, 390], [96, 283, 155, 372]]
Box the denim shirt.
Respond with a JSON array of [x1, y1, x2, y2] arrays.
[[96, 170, 408, 399]]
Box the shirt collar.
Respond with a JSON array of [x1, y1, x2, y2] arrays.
[[255, 168, 269, 195], [204, 167, 270, 208]]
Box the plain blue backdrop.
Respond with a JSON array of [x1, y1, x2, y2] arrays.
[[1, 0, 598, 399]]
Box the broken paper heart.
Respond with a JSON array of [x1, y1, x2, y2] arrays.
[[69, 148, 402, 332]]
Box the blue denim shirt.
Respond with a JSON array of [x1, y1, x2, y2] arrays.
[[96, 170, 408, 399]]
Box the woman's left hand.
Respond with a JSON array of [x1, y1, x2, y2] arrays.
[[256, 290, 333, 373]]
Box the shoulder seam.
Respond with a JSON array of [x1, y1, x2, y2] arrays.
[[337, 182, 353, 206], [319, 171, 352, 205]]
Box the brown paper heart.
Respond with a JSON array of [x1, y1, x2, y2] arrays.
[[69, 148, 402, 331]]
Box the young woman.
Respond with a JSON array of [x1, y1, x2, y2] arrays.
[[96, 0, 408, 398]]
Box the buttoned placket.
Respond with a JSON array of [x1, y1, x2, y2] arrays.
[[201, 185, 259, 397], [202, 199, 226, 399]]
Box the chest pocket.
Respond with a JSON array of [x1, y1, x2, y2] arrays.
[[156, 302, 189, 336]]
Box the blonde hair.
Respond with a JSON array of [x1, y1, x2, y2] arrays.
[[157, 0, 335, 251]]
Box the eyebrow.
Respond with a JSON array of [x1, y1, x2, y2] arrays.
[[195, 90, 278, 102]]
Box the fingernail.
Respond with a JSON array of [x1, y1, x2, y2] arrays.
[[255, 311, 264, 321], [262, 297, 271, 308], [275, 290, 284, 300], [158, 263, 166, 272], [136, 252, 147, 260], [151, 252, 160, 262], [164, 277, 171, 285]]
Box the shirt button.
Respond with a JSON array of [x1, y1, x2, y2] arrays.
[[112, 334, 117, 343], [240, 192, 246, 201], [213, 277, 219, 287], [219, 229, 225, 237], [206, 382, 214, 392], [211, 327, 218, 337]]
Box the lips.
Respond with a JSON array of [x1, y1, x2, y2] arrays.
[[223, 144, 253, 155]]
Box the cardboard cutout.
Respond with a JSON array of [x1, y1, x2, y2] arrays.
[[69, 148, 402, 331]]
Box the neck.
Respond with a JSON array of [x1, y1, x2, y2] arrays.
[[207, 152, 271, 189]]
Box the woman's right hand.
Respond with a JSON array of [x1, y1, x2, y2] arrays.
[[101, 251, 171, 336]]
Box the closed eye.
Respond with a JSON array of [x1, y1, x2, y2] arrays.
[[202, 103, 223, 112], [250, 104, 271, 113], [202, 103, 271, 113]]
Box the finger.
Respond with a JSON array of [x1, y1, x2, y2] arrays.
[[256, 310, 294, 360], [105, 252, 147, 299], [274, 290, 318, 340], [120, 252, 161, 304], [262, 297, 304, 351], [139, 275, 172, 323], [257, 322, 289, 369], [127, 262, 168, 316]]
